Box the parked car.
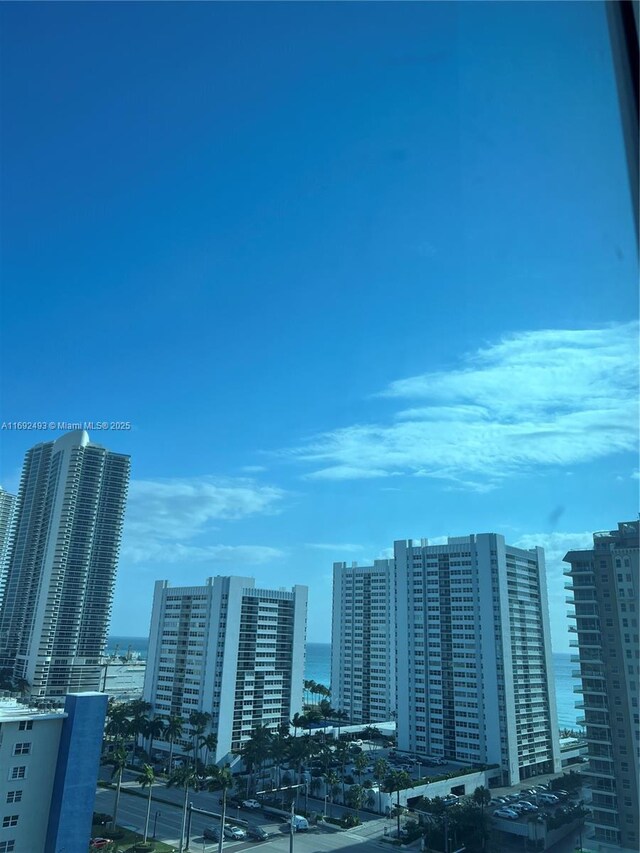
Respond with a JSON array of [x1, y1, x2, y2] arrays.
[[555, 790, 570, 799], [287, 815, 310, 831], [90, 841, 113, 851], [248, 826, 270, 841], [506, 794, 520, 803], [203, 826, 221, 841], [224, 825, 247, 840], [519, 802, 538, 813], [538, 793, 560, 805], [494, 808, 519, 820], [242, 799, 261, 809], [221, 797, 243, 809]]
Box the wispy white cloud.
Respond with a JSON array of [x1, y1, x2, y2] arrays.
[[632, 470, 640, 480], [241, 465, 268, 473], [287, 323, 638, 489], [306, 543, 364, 553], [123, 541, 284, 565], [122, 476, 285, 565]]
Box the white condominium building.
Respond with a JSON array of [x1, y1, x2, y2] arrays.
[[0, 430, 130, 697], [143, 576, 308, 764], [394, 535, 561, 786], [331, 560, 396, 724]]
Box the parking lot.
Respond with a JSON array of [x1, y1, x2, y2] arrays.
[[489, 784, 582, 826]]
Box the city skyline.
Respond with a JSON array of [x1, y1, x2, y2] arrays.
[[1, 2, 637, 653]]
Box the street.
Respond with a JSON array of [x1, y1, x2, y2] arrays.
[[94, 783, 391, 853]]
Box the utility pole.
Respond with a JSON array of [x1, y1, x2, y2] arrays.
[[255, 782, 305, 853]]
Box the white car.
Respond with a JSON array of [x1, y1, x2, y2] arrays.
[[242, 799, 261, 809], [494, 807, 519, 820], [224, 826, 246, 840], [287, 815, 309, 831]]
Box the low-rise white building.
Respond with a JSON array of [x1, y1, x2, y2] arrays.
[[0, 692, 107, 853], [143, 576, 308, 763]]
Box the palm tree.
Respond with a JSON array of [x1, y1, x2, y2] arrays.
[[125, 701, 151, 760], [164, 715, 184, 773], [373, 757, 389, 815], [199, 732, 218, 768], [303, 709, 321, 740], [323, 771, 340, 817], [305, 679, 317, 706], [472, 785, 491, 851], [346, 784, 365, 822], [291, 712, 305, 738], [139, 763, 155, 843], [145, 716, 166, 762], [104, 747, 127, 831], [318, 699, 336, 742], [269, 732, 289, 794], [12, 676, 30, 697], [333, 709, 349, 740], [354, 752, 368, 786], [239, 725, 273, 794], [333, 741, 350, 802], [385, 769, 412, 839], [207, 764, 233, 853], [188, 711, 212, 766], [167, 763, 198, 853], [287, 736, 310, 787]]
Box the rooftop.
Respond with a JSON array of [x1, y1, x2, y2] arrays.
[[0, 697, 67, 723]]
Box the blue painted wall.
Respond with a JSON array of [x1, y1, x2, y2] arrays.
[[45, 692, 108, 853]]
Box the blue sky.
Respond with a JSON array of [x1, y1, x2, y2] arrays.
[[1, 2, 637, 652]]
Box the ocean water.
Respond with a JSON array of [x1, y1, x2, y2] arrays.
[[108, 638, 580, 730]]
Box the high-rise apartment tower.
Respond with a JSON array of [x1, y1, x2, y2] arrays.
[[0, 430, 130, 697], [332, 535, 562, 785], [564, 521, 639, 853], [331, 559, 396, 724], [0, 488, 17, 611], [143, 576, 307, 763]]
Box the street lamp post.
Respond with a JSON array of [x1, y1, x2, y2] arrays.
[[289, 799, 295, 853], [153, 810, 161, 838]]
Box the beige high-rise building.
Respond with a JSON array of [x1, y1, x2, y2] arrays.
[[564, 521, 639, 853]]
